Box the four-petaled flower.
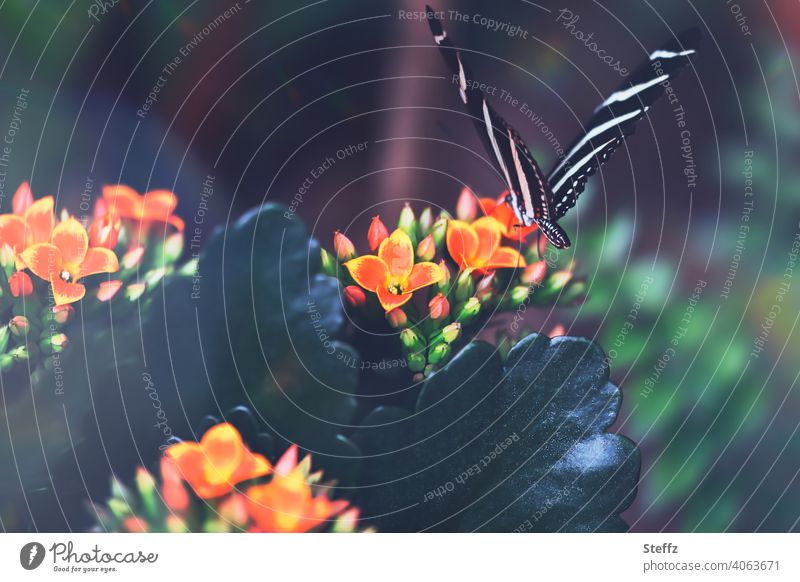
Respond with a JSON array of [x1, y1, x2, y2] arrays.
[[0, 187, 55, 267], [446, 217, 526, 274], [165, 423, 272, 499], [21, 217, 120, 305], [344, 229, 443, 312]]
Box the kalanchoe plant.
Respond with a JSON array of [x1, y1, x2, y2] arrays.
[[89, 422, 366, 533], [323, 187, 586, 376]]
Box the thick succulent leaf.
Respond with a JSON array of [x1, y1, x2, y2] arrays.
[[353, 334, 640, 532], [144, 203, 359, 457]]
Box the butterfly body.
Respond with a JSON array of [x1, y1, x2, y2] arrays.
[[426, 6, 699, 249]]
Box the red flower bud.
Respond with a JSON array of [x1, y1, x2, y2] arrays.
[[386, 307, 408, 328], [8, 271, 33, 297], [52, 304, 74, 324], [368, 216, 389, 252], [428, 293, 450, 320], [456, 187, 477, 221], [88, 214, 121, 249], [548, 324, 566, 337], [333, 231, 356, 261], [521, 261, 548, 286], [344, 285, 366, 307], [12, 182, 33, 215], [416, 234, 436, 262]]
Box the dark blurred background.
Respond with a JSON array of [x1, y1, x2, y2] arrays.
[[0, 0, 797, 531]]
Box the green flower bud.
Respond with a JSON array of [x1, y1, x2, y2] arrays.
[[320, 248, 337, 277], [398, 204, 417, 246], [559, 280, 586, 305], [0, 354, 14, 372], [0, 325, 9, 352], [437, 260, 451, 291], [441, 322, 462, 344], [9, 316, 28, 338], [407, 352, 426, 372], [455, 269, 475, 302], [418, 207, 434, 238], [400, 328, 425, 355], [509, 285, 531, 305], [424, 363, 438, 377], [40, 332, 68, 355], [431, 218, 448, 250], [456, 297, 481, 325], [428, 342, 451, 365], [163, 232, 184, 263]]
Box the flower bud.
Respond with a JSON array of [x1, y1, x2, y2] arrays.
[[386, 307, 408, 329], [521, 261, 548, 286], [441, 322, 462, 344], [456, 187, 477, 221], [548, 324, 566, 337], [548, 270, 573, 293], [400, 328, 425, 355], [509, 285, 531, 305], [343, 285, 366, 307], [456, 297, 481, 325], [398, 204, 417, 245], [0, 244, 15, 270], [12, 182, 33, 215], [416, 234, 436, 262], [51, 304, 74, 325], [320, 248, 337, 276], [475, 272, 495, 302], [163, 232, 184, 263], [9, 315, 29, 337], [437, 259, 451, 291], [40, 332, 68, 355], [559, 280, 586, 305], [428, 342, 451, 365], [407, 353, 426, 373], [8, 271, 33, 297], [97, 280, 123, 302], [455, 269, 475, 302], [418, 207, 434, 238], [333, 231, 356, 261], [88, 214, 121, 250], [122, 245, 145, 269], [368, 216, 389, 251], [428, 293, 450, 320], [431, 218, 448, 250]]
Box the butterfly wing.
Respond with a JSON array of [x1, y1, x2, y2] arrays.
[[426, 7, 562, 242], [547, 28, 701, 220]]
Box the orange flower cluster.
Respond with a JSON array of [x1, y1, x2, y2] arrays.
[[0, 182, 183, 306], [161, 423, 353, 533]]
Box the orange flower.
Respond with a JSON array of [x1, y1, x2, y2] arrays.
[[165, 423, 272, 499], [102, 184, 184, 232], [446, 217, 526, 274], [479, 192, 537, 242], [88, 212, 121, 249], [160, 457, 189, 512], [245, 448, 348, 533], [20, 217, 119, 305], [344, 229, 443, 312], [0, 191, 55, 263]]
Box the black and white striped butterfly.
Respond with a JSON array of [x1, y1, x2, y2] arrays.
[[427, 7, 699, 249]]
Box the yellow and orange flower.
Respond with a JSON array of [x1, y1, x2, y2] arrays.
[[245, 446, 348, 533], [165, 423, 272, 499], [20, 217, 119, 305], [479, 192, 537, 242], [0, 185, 55, 265], [344, 229, 443, 312], [102, 184, 184, 233], [446, 217, 526, 274]]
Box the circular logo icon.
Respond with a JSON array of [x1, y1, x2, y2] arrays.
[[20, 542, 46, 570]]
